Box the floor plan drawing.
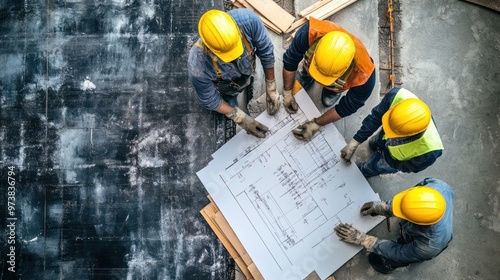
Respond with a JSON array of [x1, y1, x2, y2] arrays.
[[197, 90, 384, 279]]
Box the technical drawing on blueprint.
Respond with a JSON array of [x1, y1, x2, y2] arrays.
[[197, 89, 384, 280]]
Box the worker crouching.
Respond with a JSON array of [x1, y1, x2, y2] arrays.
[[335, 177, 454, 274], [341, 87, 444, 177]]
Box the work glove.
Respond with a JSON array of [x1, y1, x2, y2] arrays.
[[225, 107, 269, 138], [340, 139, 360, 163], [283, 89, 298, 114], [334, 223, 378, 251], [360, 201, 392, 217], [265, 79, 280, 115], [292, 119, 320, 141]]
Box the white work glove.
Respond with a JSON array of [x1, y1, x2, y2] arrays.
[[334, 223, 378, 251], [283, 89, 298, 114], [340, 139, 360, 163], [292, 119, 320, 141], [265, 79, 280, 115], [225, 107, 269, 138], [360, 201, 392, 217]]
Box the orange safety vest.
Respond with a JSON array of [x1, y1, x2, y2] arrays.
[[306, 17, 375, 90]]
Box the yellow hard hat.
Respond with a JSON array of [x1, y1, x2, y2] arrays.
[[392, 186, 446, 225], [382, 98, 431, 138], [198, 10, 243, 63], [308, 31, 355, 86]]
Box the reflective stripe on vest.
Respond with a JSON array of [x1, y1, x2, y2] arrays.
[[384, 88, 444, 161]]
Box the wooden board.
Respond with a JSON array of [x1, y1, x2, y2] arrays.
[[299, 0, 333, 17], [286, 0, 357, 34], [460, 0, 500, 12], [200, 203, 255, 280], [244, 0, 296, 32], [308, 0, 357, 20], [231, 0, 282, 34]]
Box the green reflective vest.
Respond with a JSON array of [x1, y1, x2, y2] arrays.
[[383, 89, 444, 161]]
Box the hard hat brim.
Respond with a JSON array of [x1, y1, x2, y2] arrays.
[[210, 38, 244, 63], [391, 188, 410, 220], [308, 54, 338, 86], [382, 108, 401, 138]]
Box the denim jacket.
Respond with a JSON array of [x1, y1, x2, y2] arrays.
[[187, 8, 275, 111], [370, 178, 454, 263]]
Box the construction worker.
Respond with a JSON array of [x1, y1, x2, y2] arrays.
[[334, 177, 454, 274], [340, 87, 443, 177], [282, 18, 376, 141], [188, 9, 278, 138]]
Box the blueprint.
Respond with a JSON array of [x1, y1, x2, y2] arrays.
[[197, 89, 384, 280]]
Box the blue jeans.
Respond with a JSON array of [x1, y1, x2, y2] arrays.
[[357, 150, 399, 177]]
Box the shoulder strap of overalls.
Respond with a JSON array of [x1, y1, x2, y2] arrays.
[[192, 41, 222, 79], [192, 28, 253, 80]]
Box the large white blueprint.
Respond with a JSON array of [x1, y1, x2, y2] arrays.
[[197, 89, 384, 280]]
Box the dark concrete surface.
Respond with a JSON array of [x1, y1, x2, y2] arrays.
[[0, 0, 232, 279]]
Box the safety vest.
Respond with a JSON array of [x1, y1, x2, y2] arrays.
[[383, 88, 444, 161], [304, 17, 375, 90]]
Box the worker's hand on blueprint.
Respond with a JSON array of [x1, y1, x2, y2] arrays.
[[360, 201, 392, 217], [340, 139, 360, 163], [225, 107, 269, 138], [334, 223, 378, 250], [266, 79, 280, 115], [292, 119, 320, 141], [283, 89, 298, 114]]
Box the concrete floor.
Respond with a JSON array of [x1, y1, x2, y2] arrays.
[[0, 0, 498, 279], [245, 0, 500, 279]]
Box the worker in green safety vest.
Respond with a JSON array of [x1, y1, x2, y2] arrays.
[[340, 87, 444, 177]]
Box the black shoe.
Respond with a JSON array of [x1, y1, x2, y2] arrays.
[[368, 252, 408, 274], [321, 88, 341, 107], [368, 253, 395, 274]]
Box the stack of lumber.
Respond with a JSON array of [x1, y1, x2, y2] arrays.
[[229, 0, 358, 34], [200, 196, 264, 280]]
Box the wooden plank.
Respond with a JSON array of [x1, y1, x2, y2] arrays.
[[460, 0, 500, 12], [285, 17, 308, 34], [214, 211, 253, 266], [244, 0, 295, 32], [308, 0, 357, 20], [232, 0, 282, 34], [248, 263, 264, 280], [299, 0, 333, 17], [286, 0, 357, 34], [200, 204, 254, 280]]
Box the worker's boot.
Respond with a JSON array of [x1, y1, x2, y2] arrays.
[[368, 252, 408, 274], [321, 87, 341, 107]]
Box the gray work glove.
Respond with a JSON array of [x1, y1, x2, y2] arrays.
[[283, 89, 298, 114], [334, 223, 378, 251], [340, 139, 360, 163], [292, 118, 320, 141], [360, 201, 392, 217], [225, 107, 269, 138], [265, 79, 280, 115]]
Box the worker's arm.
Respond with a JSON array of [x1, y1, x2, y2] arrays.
[[282, 22, 309, 92], [351, 88, 398, 143], [233, 9, 275, 70], [333, 70, 376, 124]]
